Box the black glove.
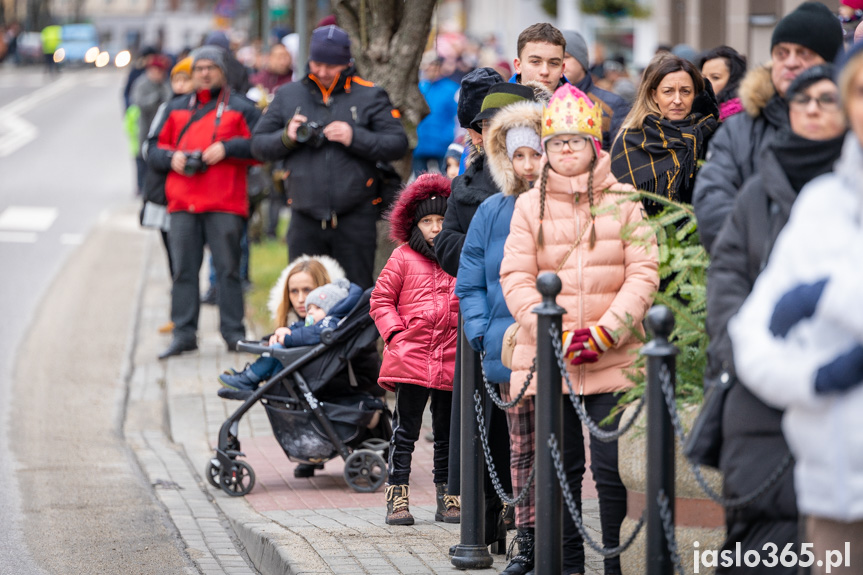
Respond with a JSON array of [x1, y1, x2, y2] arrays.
[[692, 79, 719, 119]]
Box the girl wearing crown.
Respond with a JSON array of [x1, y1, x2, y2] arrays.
[[500, 83, 659, 575]]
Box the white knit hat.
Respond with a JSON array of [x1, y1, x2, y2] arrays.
[[505, 126, 542, 160]]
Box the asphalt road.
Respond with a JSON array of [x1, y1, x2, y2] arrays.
[[0, 65, 193, 573]]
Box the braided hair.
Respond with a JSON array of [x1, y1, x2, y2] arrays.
[[536, 162, 551, 248], [585, 150, 598, 250]]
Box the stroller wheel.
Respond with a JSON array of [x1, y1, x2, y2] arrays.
[[205, 459, 221, 488], [219, 460, 256, 497], [343, 449, 387, 493]]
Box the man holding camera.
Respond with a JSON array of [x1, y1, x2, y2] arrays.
[[148, 46, 261, 359], [251, 25, 408, 289]]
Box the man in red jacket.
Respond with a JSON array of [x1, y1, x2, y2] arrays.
[[148, 45, 261, 359]]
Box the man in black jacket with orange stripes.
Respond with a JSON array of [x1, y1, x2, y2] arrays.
[[251, 25, 408, 289]]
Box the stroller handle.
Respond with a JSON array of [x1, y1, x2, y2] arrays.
[[234, 339, 322, 364], [235, 340, 272, 355]]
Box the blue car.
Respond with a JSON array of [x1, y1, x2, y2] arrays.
[[56, 24, 99, 66]]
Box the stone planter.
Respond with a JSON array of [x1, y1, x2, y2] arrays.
[[617, 402, 725, 575]]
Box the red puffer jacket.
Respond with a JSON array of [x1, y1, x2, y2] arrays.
[[370, 244, 459, 392]]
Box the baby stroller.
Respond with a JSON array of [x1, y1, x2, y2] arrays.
[[206, 287, 392, 497]]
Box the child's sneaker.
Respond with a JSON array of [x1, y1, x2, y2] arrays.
[[217, 387, 254, 401], [218, 365, 261, 391]]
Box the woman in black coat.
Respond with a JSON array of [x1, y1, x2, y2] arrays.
[[706, 64, 846, 573]]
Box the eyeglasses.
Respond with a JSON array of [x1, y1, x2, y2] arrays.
[[789, 93, 840, 110], [546, 137, 589, 152], [192, 64, 218, 73]]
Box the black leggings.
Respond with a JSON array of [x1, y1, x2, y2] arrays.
[[561, 392, 626, 575], [388, 383, 452, 486]]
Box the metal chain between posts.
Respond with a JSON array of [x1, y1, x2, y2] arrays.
[[548, 324, 646, 443], [479, 351, 536, 410], [656, 364, 794, 509], [657, 489, 686, 575], [548, 433, 645, 558], [474, 390, 536, 507]]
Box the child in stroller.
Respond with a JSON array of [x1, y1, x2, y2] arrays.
[[208, 280, 391, 496], [219, 277, 358, 392], [219, 277, 362, 478]]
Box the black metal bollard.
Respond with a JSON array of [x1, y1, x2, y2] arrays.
[[534, 273, 566, 574], [451, 316, 493, 569], [642, 305, 678, 575]]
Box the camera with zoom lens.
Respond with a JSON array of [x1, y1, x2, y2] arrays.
[[296, 121, 326, 148], [183, 151, 208, 175]]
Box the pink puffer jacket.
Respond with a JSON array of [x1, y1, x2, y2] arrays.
[[370, 244, 459, 392], [500, 152, 659, 396]]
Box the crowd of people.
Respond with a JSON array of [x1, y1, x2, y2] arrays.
[[120, 3, 863, 574]]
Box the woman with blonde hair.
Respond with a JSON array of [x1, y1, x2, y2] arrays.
[[611, 53, 718, 215], [269, 255, 343, 328]]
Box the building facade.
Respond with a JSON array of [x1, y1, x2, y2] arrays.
[[465, 0, 841, 68]]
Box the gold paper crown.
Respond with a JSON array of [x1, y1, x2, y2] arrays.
[[541, 84, 603, 144]]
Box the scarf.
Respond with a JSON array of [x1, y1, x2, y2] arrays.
[[611, 112, 718, 204], [719, 98, 744, 122], [408, 226, 438, 263], [772, 130, 845, 194]]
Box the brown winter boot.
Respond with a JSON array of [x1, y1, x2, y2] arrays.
[[385, 484, 414, 525], [434, 482, 461, 523]]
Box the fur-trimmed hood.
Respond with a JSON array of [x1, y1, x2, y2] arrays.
[[739, 64, 776, 118], [267, 254, 346, 320], [387, 173, 452, 243], [486, 100, 544, 196]]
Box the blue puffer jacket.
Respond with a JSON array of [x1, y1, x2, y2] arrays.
[[414, 76, 459, 159], [456, 192, 517, 384]]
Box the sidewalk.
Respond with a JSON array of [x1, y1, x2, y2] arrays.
[[127, 232, 605, 575]]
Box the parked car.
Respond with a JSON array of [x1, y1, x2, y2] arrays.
[[55, 23, 99, 66]]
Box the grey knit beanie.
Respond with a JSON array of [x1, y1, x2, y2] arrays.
[[192, 45, 228, 76], [305, 278, 350, 316], [562, 30, 590, 75]]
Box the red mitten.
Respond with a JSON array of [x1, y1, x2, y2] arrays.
[[566, 326, 615, 366]]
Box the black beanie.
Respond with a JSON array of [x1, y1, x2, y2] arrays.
[[413, 195, 448, 222], [786, 63, 836, 100], [457, 67, 505, 129], [771, 2, 843, 63]]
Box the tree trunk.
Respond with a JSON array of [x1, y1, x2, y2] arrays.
[[332, 0, 435, 158], [331, 0, 437, 277]]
